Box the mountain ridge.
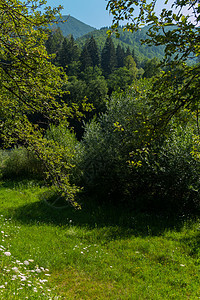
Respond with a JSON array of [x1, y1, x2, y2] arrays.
[[49, 15, 96, 39], [49, 15, 165, 61], [77, 27, 165, 61]]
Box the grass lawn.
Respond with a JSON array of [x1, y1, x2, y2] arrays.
[[0, 180, 200, 299]]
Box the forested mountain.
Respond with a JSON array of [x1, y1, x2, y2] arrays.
[[77, 27, 165, 61], [48, 16, 164, 61], [49, 15, 96, 39]]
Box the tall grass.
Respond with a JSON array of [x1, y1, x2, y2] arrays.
[[0, 148, 43, 180]]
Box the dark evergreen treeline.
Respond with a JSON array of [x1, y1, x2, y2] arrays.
[[45, 29, 160, 119], [46, 28, 161, 77]]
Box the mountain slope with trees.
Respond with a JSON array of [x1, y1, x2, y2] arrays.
[[48, 15, 165, 61], [49, 15, 96, 39], [77, 26, 165, 61]]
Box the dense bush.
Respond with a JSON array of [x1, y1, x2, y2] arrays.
[[45, 124, 82, 184], [129, 124, 200, 212], [78, 84, 150, 201], [0, 124, 80, 181], [0, 147, 43, 179], [77, 85, 200, 212], [2, 88, 199, 213]]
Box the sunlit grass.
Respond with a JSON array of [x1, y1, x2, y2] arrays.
[[0, 180, 200, 299]]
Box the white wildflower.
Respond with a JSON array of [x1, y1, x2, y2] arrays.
[[35, 268, 41, 273], [12, 267, 19, 272], [21, 276, 27, 281]]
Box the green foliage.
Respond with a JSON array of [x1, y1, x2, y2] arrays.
[[61, 67, 108, 121], [105, 1, 200, 213], [0, 147, 43, 180], [79, 45, 93, 71], [45, 124, 83, 185], [45, 27, 64, 55], [45, 123, 79, 165], [142, 57, 161, 78], [101, 37, 117, 77], [57, 35, 81, 73], [80, 67, 108, 113], [107, 67, 135, 92], [77, 26, 165, 62], [0, 0, 81, 206], [79, 36, 100, 71], [76, 82, 200, 212], [86, 36, 101, 68], [129, 123, 200, 212], [107, 0, 200, 120], [116, 44, 126, 67], [78, 84, 150, 201], [62, 76, 88, 106]]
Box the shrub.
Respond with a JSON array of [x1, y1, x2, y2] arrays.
[[78, 84, 150, 202], [77, 84, 200, 213], [0, 147, 43, 180], [127, 123, 200, 212], [45, 123, 82, 184]]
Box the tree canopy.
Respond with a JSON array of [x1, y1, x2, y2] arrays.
[[0, 0, 81, 206], [107, 0, 200, 131]]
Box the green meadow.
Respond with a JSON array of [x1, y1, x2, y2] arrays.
[[0, 180, 200, 299]]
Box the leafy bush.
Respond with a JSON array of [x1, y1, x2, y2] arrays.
[[129, 124, 200, 212], [77, 84, 200, 212], [45, 124, 78, 155], [0, 147, 43, 179], [45, 123, 82, 184], [78, 84, 150, 201]]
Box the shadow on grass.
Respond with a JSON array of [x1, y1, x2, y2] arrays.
[[0, 180, 191, 239]]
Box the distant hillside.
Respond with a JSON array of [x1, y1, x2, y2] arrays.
[[48, 16, 164, 61], [77, 27, 165, 61], [49, 15, 96, 39]]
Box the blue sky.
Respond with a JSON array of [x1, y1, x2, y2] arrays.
[[45, 0, 192, 29], [46, 0, 113, 29]]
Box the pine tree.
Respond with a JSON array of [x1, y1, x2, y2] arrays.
[[125, 46, 131, 57], [45, 28, 64, 55], [131, 48, 140, 67], [79, 44, 93, 71], [57, 35, 80, 71], [67, 35, 80, 63], [132, 48, 135, 61], [87, 36, 100, 67], [101, 37, 117, 77], [116, 44, 125, 68], [57, 37, 69, 68]]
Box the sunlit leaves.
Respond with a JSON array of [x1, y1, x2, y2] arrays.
[[0, 0, 80, 206]]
